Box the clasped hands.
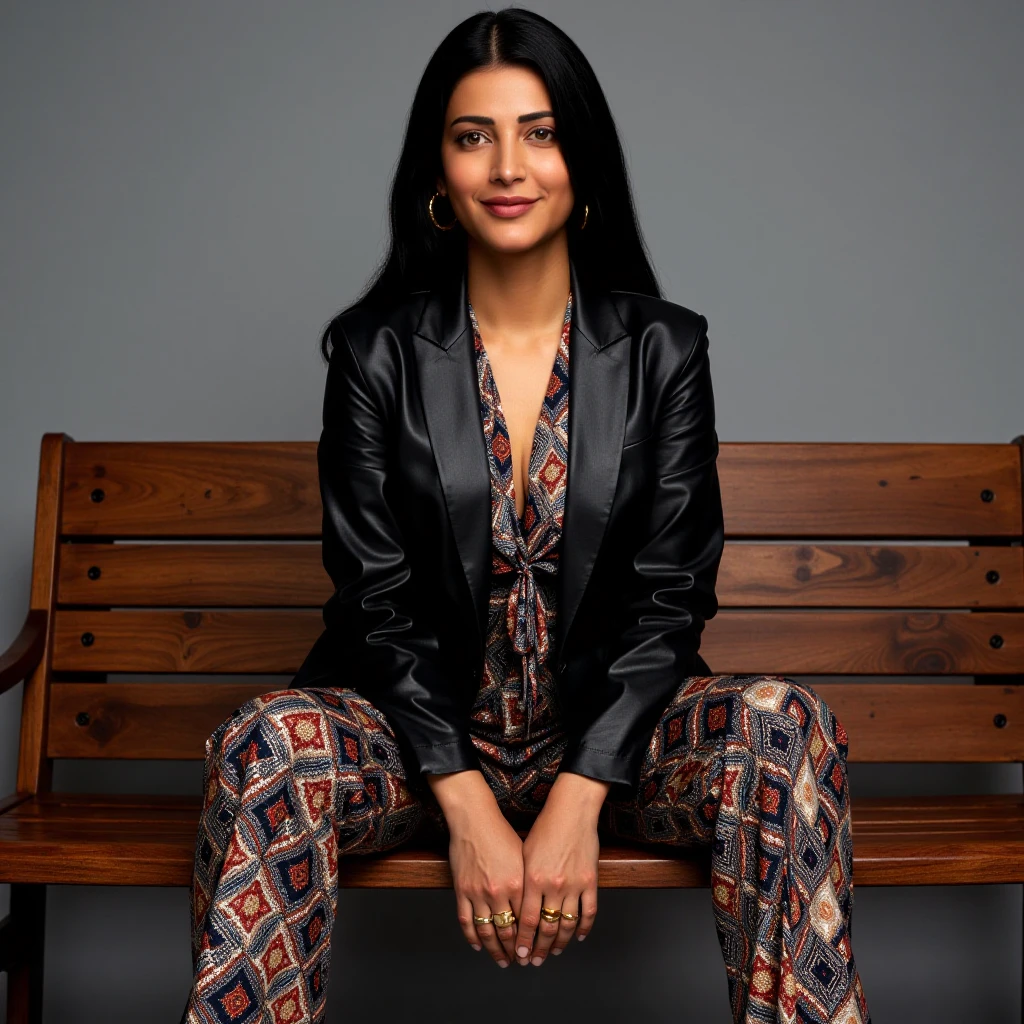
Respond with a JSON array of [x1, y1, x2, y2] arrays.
[[427, 768, 609, 968]]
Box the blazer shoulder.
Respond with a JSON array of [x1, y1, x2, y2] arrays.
[[610, 290, 709, 368], [328, 291, 430, 360]]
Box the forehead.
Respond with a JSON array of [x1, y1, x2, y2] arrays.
[[446, 65, 553, 119]]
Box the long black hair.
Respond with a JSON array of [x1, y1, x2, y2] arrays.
[[319, 7, 662, 362]]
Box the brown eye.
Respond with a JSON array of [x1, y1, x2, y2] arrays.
[[531, 127, 556, 141], [456, 131, 486, 146]]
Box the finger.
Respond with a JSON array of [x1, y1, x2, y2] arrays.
[[550, 893, 581, 956], [577, 885, 598, 942], [529, 894, 563, 966], [492, 908, 518, 963], [471, 899, 509, 968], [456, 894, 482, 951], [514, 885, 541, 965]]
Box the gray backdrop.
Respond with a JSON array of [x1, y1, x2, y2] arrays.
[[1, 1, 1022, 1021]]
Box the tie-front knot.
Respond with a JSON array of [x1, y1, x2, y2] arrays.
[[503, 558, 553, 737], [506, 562, 549, 661]]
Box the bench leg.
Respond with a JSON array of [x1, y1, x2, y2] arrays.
[[4, 884, 46, 1024]]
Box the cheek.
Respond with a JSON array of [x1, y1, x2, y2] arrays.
[[443, 153, 488, 202], [533, 154, 573, 199]]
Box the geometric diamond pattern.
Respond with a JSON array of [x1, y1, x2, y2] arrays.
[[603, 673, 871, 1022], [182, 284, 871, 1023]]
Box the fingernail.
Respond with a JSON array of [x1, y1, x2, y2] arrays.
[[531, 956, 544, 966], [471, 944, 481, 951], [551, 948, 562, 955], [517, 945, 529, 957], [518, 957, 529, 966], [498, 959, 508, 968], [577, 933, 587, 941]]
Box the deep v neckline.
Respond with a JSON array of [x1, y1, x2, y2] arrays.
[[479, 346, 550, 536], [469, 291, 573, 539]]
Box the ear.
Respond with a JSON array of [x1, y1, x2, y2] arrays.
[[435, 176, 447, 196]]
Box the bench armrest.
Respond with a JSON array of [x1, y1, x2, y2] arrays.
[[0, 610, 47, 695]]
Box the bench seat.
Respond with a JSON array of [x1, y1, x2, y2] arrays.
[[1, 791, 1022, 889], [3, 434, 1022, 1022]]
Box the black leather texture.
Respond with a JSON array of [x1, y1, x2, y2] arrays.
[[291, 256, 725, 796]]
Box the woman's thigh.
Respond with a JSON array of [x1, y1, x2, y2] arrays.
[[602, 673, 850, 847], [201, 685, 433, 858]]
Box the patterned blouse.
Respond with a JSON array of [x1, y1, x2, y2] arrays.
[[464, 291, 573, 811]]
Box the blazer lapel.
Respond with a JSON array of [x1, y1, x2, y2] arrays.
[[557, 258, 631, 658], [412, 266, 492, 654], [411, 257, 632, 666]]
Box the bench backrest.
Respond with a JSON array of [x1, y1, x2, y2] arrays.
[[15, 433, 1024, 794]]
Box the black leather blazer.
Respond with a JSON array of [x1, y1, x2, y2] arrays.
[[292, 256, 725, 796]]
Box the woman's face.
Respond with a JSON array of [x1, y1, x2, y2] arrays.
[[438, 64, 575, 254]]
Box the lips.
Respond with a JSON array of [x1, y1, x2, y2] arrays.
[[481, 196, 539, 218]]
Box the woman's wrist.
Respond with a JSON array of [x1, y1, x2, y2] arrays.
[[426, 768, 503, 833], [547, 771, 611, 823]]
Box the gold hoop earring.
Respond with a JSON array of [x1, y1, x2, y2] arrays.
[[429, 192, 458, 231], [580, 203, 589, 230]]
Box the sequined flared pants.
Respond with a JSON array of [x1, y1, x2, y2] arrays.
[[181, 674, 870, 1024]]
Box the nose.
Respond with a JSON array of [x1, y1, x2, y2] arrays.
[[491, 130, 526, 185]]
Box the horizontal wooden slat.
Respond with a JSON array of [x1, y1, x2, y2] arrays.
[[49, 683, 268, 759], [719, 443, 1022, 538], [58, 543, 331, 607], [52, 610, 323, 673], [717, 544, 1024, 608], [62, 442, 321, 538], [703, 610, 1024, 674], [56, 542, 1024, 609], [46, 682, 1024, 762], [821, 683, 1024, 760], [59, 442, 1023, 539], [51, 609, 1024, 675], [1, 792, 1020, 887]]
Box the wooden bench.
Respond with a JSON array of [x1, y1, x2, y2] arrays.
[[1, 432, 1022, 1021]]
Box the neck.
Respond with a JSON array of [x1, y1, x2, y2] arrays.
[[465, 231, 570, 344]]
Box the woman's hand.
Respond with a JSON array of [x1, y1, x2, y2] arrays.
[[515, 772, 609, 965], [427, 769, 525, 968]]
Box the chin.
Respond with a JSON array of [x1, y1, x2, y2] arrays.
[[476, 229, 554, 255]]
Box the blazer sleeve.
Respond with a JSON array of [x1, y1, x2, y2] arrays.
[[316, 316, 480, 777], [558, 315, 725, 792]]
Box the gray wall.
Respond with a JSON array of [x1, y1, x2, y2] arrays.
[[2, 1, 1022, 1020]]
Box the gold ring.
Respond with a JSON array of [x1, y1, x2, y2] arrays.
[[492, 909, 516, 929], [561, 911, 578, 921], [540, 906, 562, 923], [473, 914, 493, 925]]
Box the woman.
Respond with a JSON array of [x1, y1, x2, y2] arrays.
[[182, 8, 870, 1023]]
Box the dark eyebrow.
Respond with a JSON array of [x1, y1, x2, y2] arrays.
[[449, 109, 555, 128]]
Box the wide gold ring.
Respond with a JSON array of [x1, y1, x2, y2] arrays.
[[473, 914, 493, 925], [540, 906, 562, 924], [492, 909, 516, 929], [561, 911, 578, 921]]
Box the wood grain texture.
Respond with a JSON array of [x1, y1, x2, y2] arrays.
[[702, 610, 1024, 674], [716, 544, 1024, 608], [719, 442, 1022, 538], [50, 608, 1024, 675], [58, 442, 1023, 539], [55, 541, 1024, 609], [0, 792, 1019, 888], [52, 610, 323, 673], [58, 543, 331, 607], [62, 442, 321, 538], [17, 433, 69, 796], [44, 682, 1024, 762]]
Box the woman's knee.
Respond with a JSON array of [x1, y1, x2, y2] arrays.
[[207, 687, 353, 778]]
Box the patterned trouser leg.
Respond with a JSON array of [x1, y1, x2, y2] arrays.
[[182, 687, 427, 1024], [604, 674, 872, 1024]]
